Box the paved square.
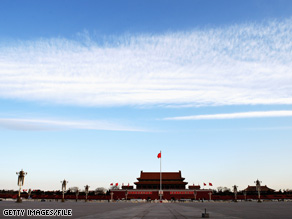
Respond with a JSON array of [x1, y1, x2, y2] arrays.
[[1, 200, 292, 218]]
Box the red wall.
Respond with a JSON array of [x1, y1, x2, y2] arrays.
[[112, 190, 212, 200]]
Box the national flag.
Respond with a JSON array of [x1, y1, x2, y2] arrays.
[[110, 183, 113, 186], [157, 152, 161, 158], [209, 183, 213, 186], [203, 183, 206, 186], [115, 183, 118, 186]]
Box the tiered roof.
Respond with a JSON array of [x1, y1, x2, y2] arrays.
[[134, 171, 187, 186], [243, 185, 275, 192], [189, 185, 201, 190]]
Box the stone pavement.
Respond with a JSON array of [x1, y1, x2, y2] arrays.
[[1, 200, 292, 218]]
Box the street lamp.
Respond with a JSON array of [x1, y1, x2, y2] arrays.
[[61, 179, 68, 202], [255, 179, 262, 203], [233, 185, 238, 202], [28, 188, 32, 199], [243, 190, 247, 201], [84, 185, 90, 202], [208, 191, 212, 201], [110, 191, 114, 202], [16, 169, 27, 203], [75, 188, 79, 202]]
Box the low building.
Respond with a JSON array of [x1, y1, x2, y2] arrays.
[[243, 185, 275, 194], [189, 184, 201, 190], [111, 170, 212, 200], [121, 185, 133, 190], [134, 170, 187, 190]]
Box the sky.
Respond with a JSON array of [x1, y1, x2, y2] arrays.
[[1, 0, 292, 192]]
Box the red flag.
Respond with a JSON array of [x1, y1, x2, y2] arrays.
[[209, 183, 213, 186], [115, 183, 118, 186], [157, 152, 161, 158], [110, 183, 113, 186], [203, 183, 206, 186]]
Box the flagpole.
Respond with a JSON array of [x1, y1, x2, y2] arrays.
[[160, 150, 162, 201]]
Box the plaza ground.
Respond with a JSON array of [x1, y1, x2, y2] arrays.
[[1, 200, 292, 218]]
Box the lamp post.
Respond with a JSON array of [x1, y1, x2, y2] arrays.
[[194, 190, 197, 201], [75, 188, 79, 202], [243, 190, 247, 201], [84, 185, 90, 202], [16, 169, 27, 203], [110, 191, 114, 202], [125, 189, 128, 201], [28, 188, 32, 199], [233, 185, 238, 202], [61, 179, 68, 202], [208, 191, 212, 201], [255, 179, 262, 203]]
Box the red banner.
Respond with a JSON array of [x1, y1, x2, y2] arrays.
[[128, 191, 152, 195], [170, 191, 194, 195]]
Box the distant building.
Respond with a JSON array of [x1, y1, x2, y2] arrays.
[[134, 170, 187, 189], [111, 170, 211, 200], [189, 184, 201, 190], [121, 185, 134, 190], [243, 185, 275, 194]]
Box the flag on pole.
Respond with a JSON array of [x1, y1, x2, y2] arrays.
[[110, 183, 113, 186], [209, 183, 213, 186], [157, 152, 161, 158], [115, 183, 118, 186], [203, 183, 206, 186]]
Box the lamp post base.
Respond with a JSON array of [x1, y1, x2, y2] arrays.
[[16, 197, 22, 203]]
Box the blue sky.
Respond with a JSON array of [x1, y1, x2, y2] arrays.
[[1, 0, 292, 192]]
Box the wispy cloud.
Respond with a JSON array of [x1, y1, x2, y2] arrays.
[[1, 18, 292, 107], [163, 110, 292, 120], [0, 118, 145, 131]]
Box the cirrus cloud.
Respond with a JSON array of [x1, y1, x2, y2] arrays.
[[0, 117, 145, 132], [1, 18, 292, 107], [163, 110, 292, 120]]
